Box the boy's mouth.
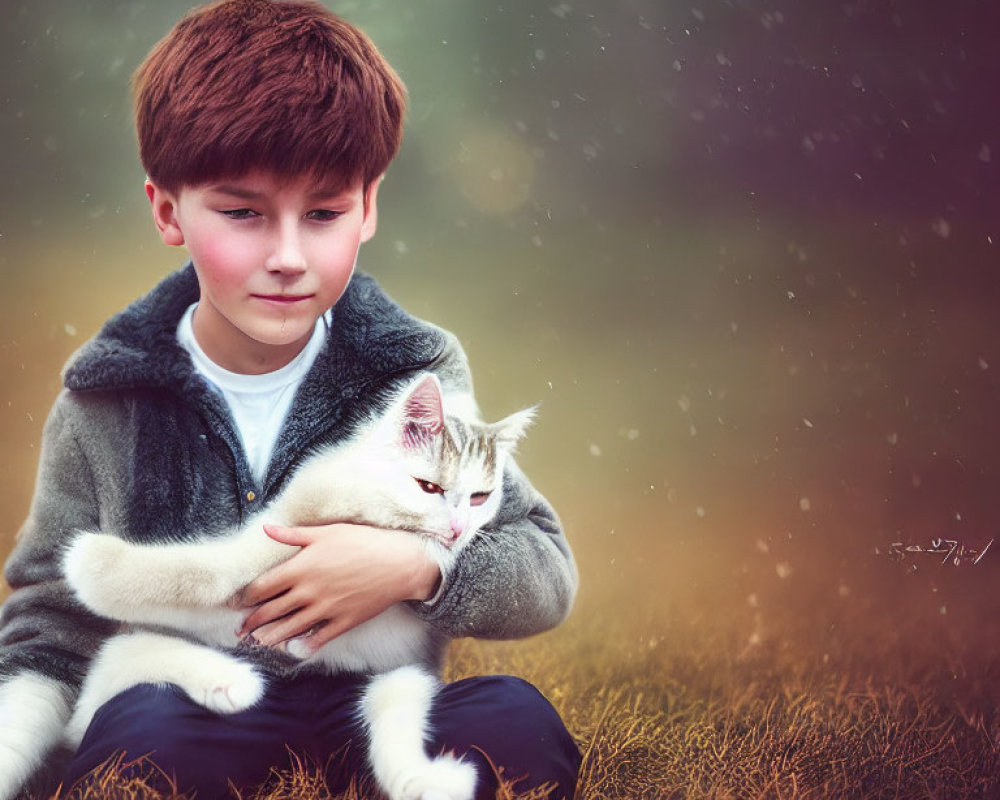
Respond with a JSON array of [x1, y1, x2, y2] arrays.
[[252, 293, 314, 305]]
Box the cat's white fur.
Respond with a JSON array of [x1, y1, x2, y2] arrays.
[[360, 665, 478, 800], [60, 373, 533, 800], [0, 672, 71, 800]]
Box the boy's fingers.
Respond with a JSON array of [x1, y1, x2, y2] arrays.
[[301, 619, 349, 651], [239, 584, 302, 633], [242, 525, 319, 605], [241, 558, 297, 606], [239, 582, 273, 609], [248, 609, 321, 647], [262, 523, 314, 546], [243, 615, 293, 646]]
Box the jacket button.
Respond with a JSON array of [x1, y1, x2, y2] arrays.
[[246, 491, 256, 502]]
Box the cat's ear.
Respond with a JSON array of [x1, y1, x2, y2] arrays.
[[399, 373, 445, 450], [492, 406, 536, 451]]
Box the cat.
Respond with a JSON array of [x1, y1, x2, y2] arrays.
[[60, 372, 534, 800]]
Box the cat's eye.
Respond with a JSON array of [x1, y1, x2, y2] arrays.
[[415, 478, 444, 495], [470, 491, 491, 507]]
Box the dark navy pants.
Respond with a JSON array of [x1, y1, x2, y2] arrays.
[[64, 672, 580, 799]]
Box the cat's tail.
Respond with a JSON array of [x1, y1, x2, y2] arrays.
[[360, 665, 477, 800], [0, 672, 71, 800]]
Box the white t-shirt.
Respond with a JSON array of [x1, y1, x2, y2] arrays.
[[176, 303, 330, 484]]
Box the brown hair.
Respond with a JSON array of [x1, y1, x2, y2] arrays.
[[133, 0, 407, 192]]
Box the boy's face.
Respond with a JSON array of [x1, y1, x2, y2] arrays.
[[146, 170, 379, 374]]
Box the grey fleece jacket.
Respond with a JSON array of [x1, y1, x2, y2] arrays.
[[0, 264, 577, 772]]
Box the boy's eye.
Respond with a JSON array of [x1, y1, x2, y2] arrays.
[[220, 208, 258, 220], [307, 209, 343, 222], [470, 491, 491, 507], [415, 478, 444, 495]]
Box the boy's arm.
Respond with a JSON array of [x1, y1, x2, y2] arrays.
[[415, 331, 579, 640], [2, 394, 112, 683], [415, 458, 577, 639], [1, 394, 116, 793]]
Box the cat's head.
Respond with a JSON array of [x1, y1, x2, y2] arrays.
[[372, 372, 535, 551]]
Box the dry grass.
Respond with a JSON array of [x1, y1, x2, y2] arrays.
[[45, 572, 1000, 800], [53, 748, 557, 800]]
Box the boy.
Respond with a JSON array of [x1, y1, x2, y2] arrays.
[[0, 1, 580, 798]]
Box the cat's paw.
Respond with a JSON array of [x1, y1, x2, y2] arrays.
[[197, 660, 265, 714], [396, 753, 477, 800]]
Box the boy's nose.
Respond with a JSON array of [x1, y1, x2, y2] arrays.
[[265, 223, 307, 273]]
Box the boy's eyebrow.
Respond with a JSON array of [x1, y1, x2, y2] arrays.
[[207, 183, 357, 202], [309, 186, 357, 201], [208, 184, 262, 200]]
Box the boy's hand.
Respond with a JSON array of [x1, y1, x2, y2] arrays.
[[238, 522, 441, 653]]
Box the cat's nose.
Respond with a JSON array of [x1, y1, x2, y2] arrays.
[[449, 519, 464, 538]]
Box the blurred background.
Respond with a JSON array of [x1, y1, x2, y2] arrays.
[[2, 1, 999, 677]]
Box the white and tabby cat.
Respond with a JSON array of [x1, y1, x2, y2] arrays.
[[61, 373, 534, 800]]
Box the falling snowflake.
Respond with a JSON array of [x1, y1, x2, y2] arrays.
[[931, 218, 951, 238]]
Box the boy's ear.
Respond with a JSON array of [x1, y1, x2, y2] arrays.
[[145, 180, 185, 247], [360, 177, 380, 243]]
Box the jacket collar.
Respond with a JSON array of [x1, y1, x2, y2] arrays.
[[63, 263, 449, 497], [63, 264, 200, 393]]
